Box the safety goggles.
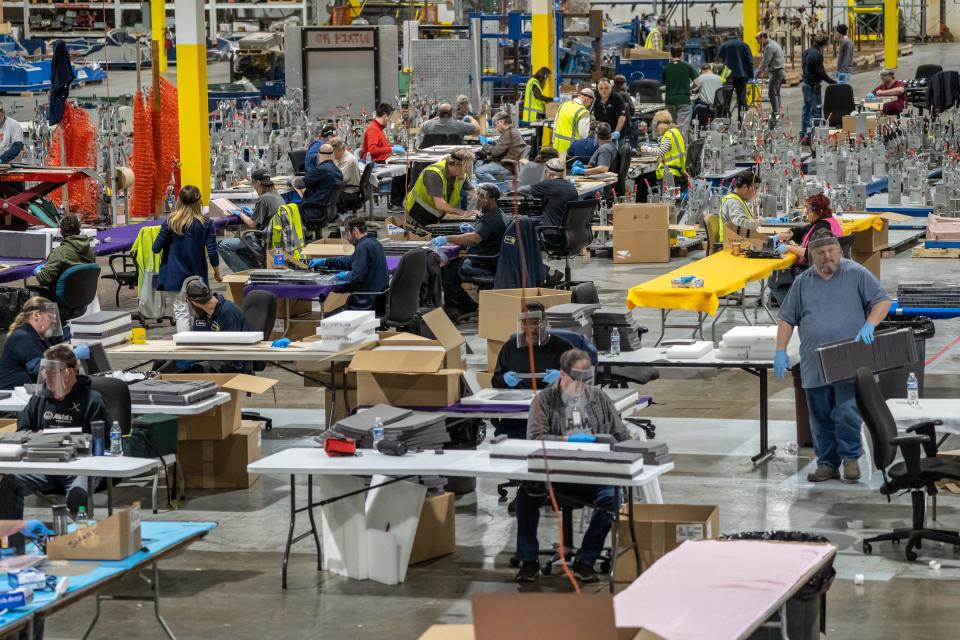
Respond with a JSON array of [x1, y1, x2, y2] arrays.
[[563, 365, 596, 383]]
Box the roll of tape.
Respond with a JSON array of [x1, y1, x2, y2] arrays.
[[115, 167, 135, 189]]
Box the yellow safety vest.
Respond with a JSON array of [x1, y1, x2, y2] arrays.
[[522, 76, 546, 123], [644, 29, 663, 51], [655, 127, 687, 180], [720, 66, 732, 84], [552, 100, 589, 154], [272, 202, 305, 260], [717, 192, 754, 242], [405, 159, 464, 220]]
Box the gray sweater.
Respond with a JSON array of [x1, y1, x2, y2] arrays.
[[527, 384, 631, 442], [837, 39, 854, 74]]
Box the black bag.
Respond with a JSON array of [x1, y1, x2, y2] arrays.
[[0, 287, 29, 332]]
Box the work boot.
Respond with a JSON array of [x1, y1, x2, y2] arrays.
[[515, 561, 540, 582], [842, 459, 861, 484], [572, 561, 600, 583], [806, 465, 840, 482]]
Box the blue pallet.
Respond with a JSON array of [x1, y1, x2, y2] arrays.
[[615, 57, 668, 83], [890, 300, 960, 319], [923, 240, 960, 248]]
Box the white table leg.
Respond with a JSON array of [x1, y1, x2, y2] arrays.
[[641, 479, 664, 504]]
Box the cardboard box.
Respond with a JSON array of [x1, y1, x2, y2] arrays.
[[385, 216, 431, 241], [722, 223, 773, 251], [842, 113, 877, 136], [409, 492, 456, 565], [621, 47, 671, 60], [158, 373, 278, 441], [852, 221, 889, 253], [487, 339, 505, 373], [478, 288, 572, 342], [545, 102, 560, 120], [854, 250, 881, 278], [0, 419, 16, 434], [302, 238, 354, 258], [613, 228, 671, 264], [614, 504, 720, 582], [612, 203, 675, 230], [349, 349, 463, 407], [47, 506, 142, 561], [179, 421, 263, 489], [476, 370, 494, 389]]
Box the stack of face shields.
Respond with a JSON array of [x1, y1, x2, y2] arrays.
[[717, 326, 778, 361], [612, 439, 673, 466], [22, 433, 91, 462], [592, 308, 644, 351], [526, 448, 644, 479], [248, 269, 338, 285], [322, 404, 450, 450], [129, 379, 219, 406], [69, 311, 133, 348], [546, 303, 601, 340]]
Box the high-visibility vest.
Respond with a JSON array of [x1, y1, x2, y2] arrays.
[[644, 28, 663, 51], [717, 192, 754, 242], [720, 66, 732, 84], [655, 127, 687, 180], [522, 76, 546, 123], [552, 100, 589, 154], [405, 159, 464, 220], [272, 202, 305, 260]]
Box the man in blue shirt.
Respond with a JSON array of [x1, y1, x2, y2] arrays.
[[302, 144, 344, 225], [308, 218, 388, 311], [304, 124, 337, 171], [170, 277, 254, 374], [567, 122, 599, 159], [774, 231, 891, 484], [717, 32, 754, 122]]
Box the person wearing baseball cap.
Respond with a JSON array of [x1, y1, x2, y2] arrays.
[[305, 123, 338, 170], [523, 156, 577, 229], [552, 87, 594, 155], [218, 168, 285, 272]]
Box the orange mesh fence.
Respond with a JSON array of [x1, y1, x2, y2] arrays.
[[46, 103, 99, 221], [129, 89, 156, 216], [153, 78, 180, 207]]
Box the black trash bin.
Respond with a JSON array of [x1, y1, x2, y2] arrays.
[[722, 531, 836, 640], [876, 315, 935, 400]]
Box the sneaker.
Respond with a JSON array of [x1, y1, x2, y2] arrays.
[[386, 204, 404, 214], [806, 465, 840, 482], [572, 561, 600, 583], [515, 561, 540, 582], [842, 459, 861, 484]]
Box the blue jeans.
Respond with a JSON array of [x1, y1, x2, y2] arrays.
[[515, 481, 621, 566], [800, 83, 822, 138], [218, 236, 262, 273], [836, 72, 851, 84], [804, 381, 863, 469], [474, 161, 514, 184]]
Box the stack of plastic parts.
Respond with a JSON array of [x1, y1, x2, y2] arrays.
[[526, 448, 645, 478], [717, 326, 778, 361], [22, 432, 91, 462], [247, 269, 337, 285], [546, 303, 600, 340], [490, 438, 613, 460], [926, 214, 960, 241], [592, 307, 643, 351], [46, 102, 98, 221], [898, 282, 960, 308], [311, 310, 379, 352], [613, 439, 674, 465], [324, 404, 449, 450], [129, 89, 155, 217], [816, 327, 918, 384], [128, 379, 219, 406], [665, 341, 714, 359], [68, 310, 133, 348]]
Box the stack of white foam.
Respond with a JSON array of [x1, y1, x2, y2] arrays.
[[311, 310, 379, 352], [665, 340, 714, 359], [69, 311, 133, 347], [717, 326, 778, 361]]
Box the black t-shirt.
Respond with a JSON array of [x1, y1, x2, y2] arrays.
[[469, 206, 509, 257], [17, 376, 107, 432], [529, 178, 579, 228], [492, 334, 575, 389], [592, 93, 626, 132]]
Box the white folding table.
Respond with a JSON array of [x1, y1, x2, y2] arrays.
[[249, 447, 672, 590], [886, 398, 960, 435], [0, 388, 231, 416]]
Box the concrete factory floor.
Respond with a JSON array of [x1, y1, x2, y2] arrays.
[[12, 43, 960, 639]]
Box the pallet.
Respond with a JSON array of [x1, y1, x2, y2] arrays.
[[911, 246, 960, 258]]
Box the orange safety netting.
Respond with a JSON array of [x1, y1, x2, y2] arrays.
[[130, 78, 180, 217], [46, 103, 98, 221], [154, 78, 180, 207], [129, 89, 155, 216]]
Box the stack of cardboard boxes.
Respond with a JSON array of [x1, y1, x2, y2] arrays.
[[612, 203, 676, 264], [169, 373, 277, 489]]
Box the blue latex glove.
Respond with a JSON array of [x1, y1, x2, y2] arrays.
[[308, 258, 327, 269], [774, 349, 790, 379], [392, 145, 406, 154], [73, 344, 91, 359], [335, 271, 350, 280], [240, 205, 254, 215], [543, 369, 561, 384], [20, 519, 53, 539], [272, 338, 291, 348], [571, 165, 587, 176], [855, 322, 875, 345], [459, 223, 475, 233], [765, 216, 789, 223], [431, 235, 448, 247], [866, 92, 876, 100], [775, 242, 790, 255], [31, 264, 43, 276], [612, 131, 621, 140], [478, 136, 491, 145], [572, 160, 585, 171], [567, 433, 597, 443], [503, 371, 521, 388]]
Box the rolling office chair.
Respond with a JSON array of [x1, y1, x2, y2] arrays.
[[29, 263, 102, 323], [613, 144, 632, 201], [302, 183, 347, 242], [915, 64, 942, 81], [345, 249, 428, 331], [339, 163, 376, 217], [823, 84, 855, 127], [537, 199, 596, 287], [703, 213, 722, 255], [289, 149, 308, 175], [240, 290, 279, 431], [685, 138, 705, 179], [102, 253, 138, 307], [710, 85, 735, 122], [854, 367, 960, 561]]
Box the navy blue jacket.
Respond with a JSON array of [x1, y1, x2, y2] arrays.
[[152, 218, 219, 292], [718, 38, 754, 80], [192, 294, 254, 372], [327, 235, 389, 310], [305, 139, 322, 171], [303, 160, 343, 215], [0, 323, 51, 390]]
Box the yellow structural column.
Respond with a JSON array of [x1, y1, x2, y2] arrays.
[[531, 0, 556, 145], [884, 0, 898, 69], [175, 0, 211, 200], [150, 0, 167, 73], [743, 0, 759, 54]]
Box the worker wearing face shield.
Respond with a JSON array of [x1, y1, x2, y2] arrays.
[[0, 344, 107, 521], [0, 297, 64, 390], [514, 348, 631, 584], [492, 302, 575, 391]]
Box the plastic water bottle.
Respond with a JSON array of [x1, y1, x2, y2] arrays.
[[907, 373, 919, 407], [610, 330, 621, 357], [372, 417, 385, 449], [75, 506, 89, 529], [109, 421, 123, 456], [273, 247, 284, 267]]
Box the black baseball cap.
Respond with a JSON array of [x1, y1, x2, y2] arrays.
[[183, 276, 213, 304], [321, 124, 336, 137], [251, 169, 273, 186]]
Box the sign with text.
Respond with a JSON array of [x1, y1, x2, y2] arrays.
[[305, 29, 375, 49]]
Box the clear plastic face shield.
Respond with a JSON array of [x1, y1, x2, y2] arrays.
[[561, 363, 596, 418], [37, 358, 77, 400], [32, 302, 62, 339], [516, 310, 548, 347]]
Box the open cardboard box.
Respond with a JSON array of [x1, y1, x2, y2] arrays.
[[302, 238, 354, 258], [478, 288, 572, 342], [385, 216, 432, 241], [613, 504, 720, 583], [349, 349, 463, 407], [47, 506, 142, 561], [156, 373, 277, 440], [722, 224, 772, 251], [222, 270, 313, 319]]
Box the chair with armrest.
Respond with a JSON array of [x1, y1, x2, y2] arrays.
[[613, 144, 632, 200], [345, 249, 427, 331], [289, 149, 307, 175], [823, 84, 855, 127], [854, 366, 960, 560], [537, 199, 596, 287], [704, 213, 721, 255], [340, 163, 376, 217], [102, 253, 138, 307], [302, 183, 347, 242], [48, 263, 101, 323], [240, 290, 279, 431], [421, 133, 463, 148]]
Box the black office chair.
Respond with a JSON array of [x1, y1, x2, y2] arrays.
[[823, 84, 855, 127], [38, 263, 101, 323], [915, 64, 942, 81], [685, 138, 705, 179], [854, 366, 960, 561], [289, 149, 308, 175], [613, 143, 632, 201], [303, 183, 347, 241], [347, 249, 428, 331], [102, 253, 138, 307], [240, 290, 278, 430], [90, 376, 132, 436], [537, 199, 596, 286], [709, 85, 735, 122], [629, 79, 662, 103], [421, 133, 463, 149], [338, 163, 375, 217]]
